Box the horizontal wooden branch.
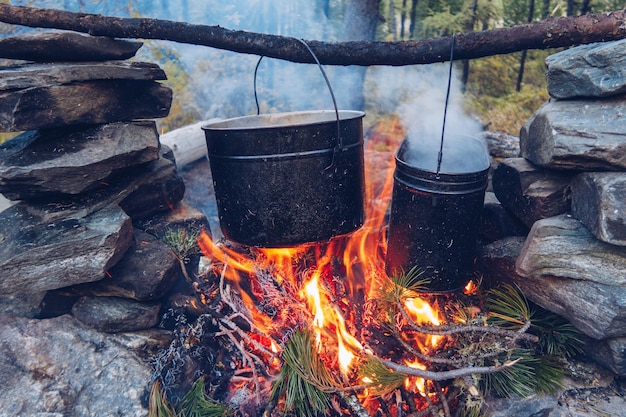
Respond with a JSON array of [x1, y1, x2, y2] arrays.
[[0, 5, 625, 66]]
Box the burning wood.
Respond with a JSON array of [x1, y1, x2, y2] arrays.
[[150, 118, 582, 417]]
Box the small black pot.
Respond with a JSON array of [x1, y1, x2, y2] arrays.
[[385, 137, 489, 293], [202, 110, 365, 248]]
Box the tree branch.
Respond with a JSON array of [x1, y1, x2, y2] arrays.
[[0, 5, 625, 66], [377, 357, 521, 381]]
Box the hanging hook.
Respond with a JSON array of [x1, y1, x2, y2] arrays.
[[436, 33, 456, 175]]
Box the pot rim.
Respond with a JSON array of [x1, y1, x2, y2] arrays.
[[201, 110, 365, 131]]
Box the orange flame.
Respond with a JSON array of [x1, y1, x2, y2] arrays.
[[197, 115, 445, 385]]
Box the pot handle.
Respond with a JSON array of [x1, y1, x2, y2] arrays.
[[253, 38, 343, 156]]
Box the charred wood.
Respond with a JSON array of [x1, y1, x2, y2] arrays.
[[0, 5, 626, 66]]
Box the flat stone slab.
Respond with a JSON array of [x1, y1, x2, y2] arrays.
[[0, 30, 142, 62], [0, 121, 160, 199], [571, 172, 626, 246], [0, 79, 172, 132], [64, 229, 180, 301], [520, 97, 626, 170], [0, 61, 166, 91], [515, 215, 626, 339], [0, 202, 133, 294], [546, 39, 626, 99], [72, 296, 161, 333], [492, 158, 573, 228], [119, 146, 185, 219]]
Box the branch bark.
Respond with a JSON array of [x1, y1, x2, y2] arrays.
[[0, 5, 626, 66]]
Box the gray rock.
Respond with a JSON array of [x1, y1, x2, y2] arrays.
[[492, 158, 573, 228], [0, 203, 133, 294], [0, 30, 142, 62], [72, 296, 161, 333], [0, 61, 166, 91], [516, 215, 626, 287], [520, 97, 626, 170], [482, 130, 520, 160], [479, 192, 528, 242], [63, 229, 180, 301], [477, 236, 526, 286], [0, 314, 152, 417], [0, 291, 47, 318], [515, 215, 626, 339], [486, 394, 566, 417], [120, 146, 186, 219], [570, 172, 626, 246], [0, 121, 160, 200], [589, 337, 626, 376], [546, 39, 626, 99], [0, 79, 172, 132]]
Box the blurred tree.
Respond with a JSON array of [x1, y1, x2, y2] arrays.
[[341, 0, 382, 110]]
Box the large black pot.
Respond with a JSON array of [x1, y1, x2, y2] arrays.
[[385, 136, 490, 293], [202, 110, 365, 248]]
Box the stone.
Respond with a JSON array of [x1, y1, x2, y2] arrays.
[[492, 158, 573, 228], [0, 121, 160, 200], [477, 236, 526, 287], [134, 200, 211, 242], [72, 296, 161, 333], [546, 39, 626, 99], [516, 215, 626, 287], [482, 130, 520, 160], [589, 337, 626, 376], [0, 79, 172, 132], [0, 61, 166, 91], [0, 314, 152, 417], [0, 291, 47, 318], [570, 172, 626, 246], [479, 192, 528, 242], [119, 146, 186, 219], [520, 97, 626, 170], [515, 215, 626, 339], [0, 203, 133, 294], [0, 31, 142, 62], [62, 229, 181, 301]]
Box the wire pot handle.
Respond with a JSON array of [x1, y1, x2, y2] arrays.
[[253, 38, 343, 152]]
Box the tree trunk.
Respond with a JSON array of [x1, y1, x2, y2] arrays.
[[341, 0, 381, 110], [0, 5, 625, 67], [401, 0, 407, 39], [516, 0, 535, 92], [461, 0, 479, 92], [409, 0, 418, 38]]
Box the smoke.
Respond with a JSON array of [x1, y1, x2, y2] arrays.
[[365, 64, 489, 173], [13, 0, 488, 171]]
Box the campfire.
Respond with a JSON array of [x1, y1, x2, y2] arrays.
[[150, 116, 582, 417]]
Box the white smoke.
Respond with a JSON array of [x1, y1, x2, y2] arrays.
[[365, 64, 489, 174]]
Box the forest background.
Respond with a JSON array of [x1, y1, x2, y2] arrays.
[[1, 0, 625, 139]]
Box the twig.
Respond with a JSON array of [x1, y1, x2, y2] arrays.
[[434, 381, 451, 417], [339, 391, 372, 417], [398, 301, 539, 343], [377, 357, 521, 381]]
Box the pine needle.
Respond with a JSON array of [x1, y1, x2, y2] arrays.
[[486, 284, 532, 328], [149, 380, 177, 417], [358, 357, 407, 397], [270, 329, 336, 417], [177, 377, 232, 417]]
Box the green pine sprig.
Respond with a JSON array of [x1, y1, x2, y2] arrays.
[[269, 329, 337, 417]]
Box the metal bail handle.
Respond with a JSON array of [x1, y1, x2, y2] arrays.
[[437, 33, 456, 176], [253, 38, 344, 158]]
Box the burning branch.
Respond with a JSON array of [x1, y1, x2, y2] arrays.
[[1, 4, 626, 65], [375, 357, 521, 381]]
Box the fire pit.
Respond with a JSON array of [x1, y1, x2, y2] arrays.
[[151, 118, 581, 417]]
